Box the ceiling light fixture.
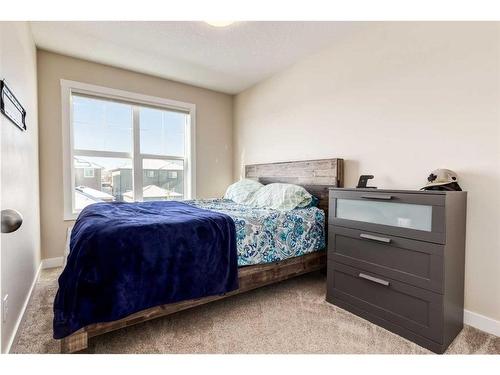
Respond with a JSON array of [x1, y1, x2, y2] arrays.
[[205, 21, 235, 28]]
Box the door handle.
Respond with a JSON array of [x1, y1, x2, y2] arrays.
[[360, 233, 391, 243], [361, 194, 393, 200], [1, 209, 23, 233], [358, 273, 390, 286]]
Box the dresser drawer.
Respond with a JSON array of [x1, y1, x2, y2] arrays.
[[328, 226, 444, 293], [329, 190, 445, 244], [327, 262, 443, 343]]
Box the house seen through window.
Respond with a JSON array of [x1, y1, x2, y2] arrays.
[[72, 94, 189, 212]]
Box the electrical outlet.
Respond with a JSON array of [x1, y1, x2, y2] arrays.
[[2, 294, 8, 323]]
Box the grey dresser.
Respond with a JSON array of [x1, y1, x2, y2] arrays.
[[326, 188, 467, 353]]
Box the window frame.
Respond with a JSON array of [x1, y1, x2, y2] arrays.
[[61, 79, 196, 220]]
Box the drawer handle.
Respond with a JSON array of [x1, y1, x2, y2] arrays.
[[361, 194, 393, 200], [360, 233, 391, 243], [358, 273, 390, 286]]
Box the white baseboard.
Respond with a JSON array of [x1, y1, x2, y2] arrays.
[[5, 262, 42, 354], [464, 309, 500, 337], [41, 257, 64, 269]]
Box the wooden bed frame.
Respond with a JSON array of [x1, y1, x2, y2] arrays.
[[60, 158, 344, 353]]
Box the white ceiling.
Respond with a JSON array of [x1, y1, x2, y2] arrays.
[[30, 21, 363, 94]]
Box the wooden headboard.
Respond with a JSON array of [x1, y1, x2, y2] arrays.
[[245, 158, 344, 221]]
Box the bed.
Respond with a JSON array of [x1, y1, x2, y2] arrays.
[[57, 158, 344, 353]]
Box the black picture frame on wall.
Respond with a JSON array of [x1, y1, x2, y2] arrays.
[[0, 79, 27, 131]]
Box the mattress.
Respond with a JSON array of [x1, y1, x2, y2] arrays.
[[186, 199, 326, 266], [64, 199, 326, 267]]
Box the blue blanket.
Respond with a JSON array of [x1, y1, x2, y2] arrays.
[[53, 201, 238, 339]]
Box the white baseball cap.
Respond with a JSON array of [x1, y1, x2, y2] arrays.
[[421, 169, 459, 190]]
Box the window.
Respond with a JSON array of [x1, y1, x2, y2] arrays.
[[62, 80, 195, 219], [83, 168, 95, 178]]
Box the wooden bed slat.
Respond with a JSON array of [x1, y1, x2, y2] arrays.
[[60, 331, 88, 354], [245, 158, 343, 185]]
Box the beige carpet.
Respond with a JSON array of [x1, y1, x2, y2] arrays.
[[12, 268, 500, 354]]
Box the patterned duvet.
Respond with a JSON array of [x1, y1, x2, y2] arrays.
[[185, 199, 326, 266]]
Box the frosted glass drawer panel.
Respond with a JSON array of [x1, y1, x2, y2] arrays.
[[336, 199, 433, 232]]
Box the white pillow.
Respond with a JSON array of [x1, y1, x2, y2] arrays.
[[224, 179, 263, 204], [246, 183, 312, 210]]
